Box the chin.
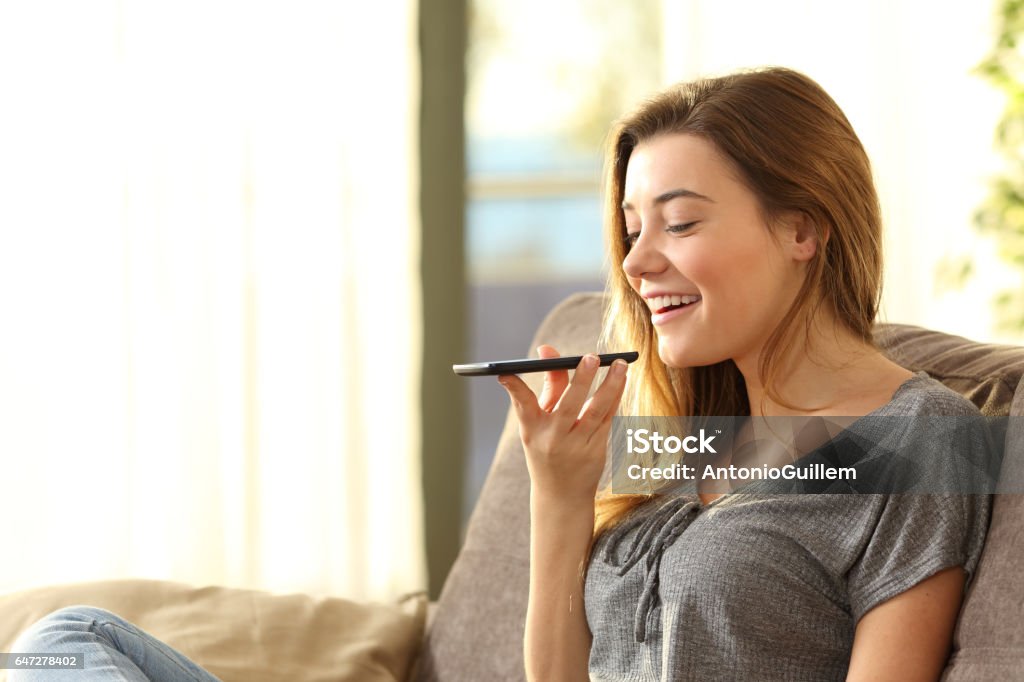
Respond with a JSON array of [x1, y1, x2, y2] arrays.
[[658, 342, 724, 370]]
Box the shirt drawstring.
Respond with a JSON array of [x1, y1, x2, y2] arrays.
[[600, 496, 700, 643]]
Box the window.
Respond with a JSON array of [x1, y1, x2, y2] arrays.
[[463, 0, 662, 525]]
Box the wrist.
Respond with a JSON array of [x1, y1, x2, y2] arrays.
[[530, 486, 596, 516]]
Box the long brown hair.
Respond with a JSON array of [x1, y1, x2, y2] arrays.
[[595, 67, 883, 534]]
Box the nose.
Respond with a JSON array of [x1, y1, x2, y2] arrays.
[[622, 228, 667, 280]]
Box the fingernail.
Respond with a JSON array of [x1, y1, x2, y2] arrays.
[[497, 376, 508, 387], [584, 354, 598, 369], [613, 359, 627, 374]]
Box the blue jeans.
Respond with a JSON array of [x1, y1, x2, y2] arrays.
[[9, 606, 221, 681]]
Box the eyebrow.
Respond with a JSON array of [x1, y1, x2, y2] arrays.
[[621, 188, 714, 211]]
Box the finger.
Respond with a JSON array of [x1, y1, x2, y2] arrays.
[[551, 353, 602, 429], [497, 374, 542, 425], [578, 359, 630, 440], [536, 344, 568, 412], [579, 395, 594, 419], [601, 376, 628, 428], [586, 410, 618, 451]]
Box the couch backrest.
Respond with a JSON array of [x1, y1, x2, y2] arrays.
[[416, 292, 1024, 682]]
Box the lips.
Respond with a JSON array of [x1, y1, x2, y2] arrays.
[[651, 298, 700, 326], [646, 294, 702, 314]]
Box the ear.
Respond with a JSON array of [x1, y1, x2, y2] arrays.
[[784, 211, 823, 263]]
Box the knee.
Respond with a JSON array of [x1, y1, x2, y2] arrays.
[[13, 605, 127, 648]]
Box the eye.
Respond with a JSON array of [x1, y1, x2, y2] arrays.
[[623, 231, 640, 247], [667, 222, 698, 234]]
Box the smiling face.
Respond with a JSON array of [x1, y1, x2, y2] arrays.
[[621, 133, 814, 371]]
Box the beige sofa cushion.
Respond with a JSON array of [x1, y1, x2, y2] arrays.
[[417, 292, 1024, 682], [0, 579, 426, 682]]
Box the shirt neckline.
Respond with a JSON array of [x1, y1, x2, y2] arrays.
[[698, 371, 930, 509]]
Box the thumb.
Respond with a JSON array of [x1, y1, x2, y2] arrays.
[[497, 374, 542, 422]]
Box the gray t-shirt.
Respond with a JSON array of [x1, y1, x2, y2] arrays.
[[585, 373, 993, 681]]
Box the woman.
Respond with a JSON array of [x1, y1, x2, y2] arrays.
[[497, 67, 990, 681]]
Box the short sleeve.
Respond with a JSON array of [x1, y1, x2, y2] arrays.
[[847, 381, 998, 622], [847, 492, 991, 622]]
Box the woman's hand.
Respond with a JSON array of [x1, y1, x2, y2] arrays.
[[501, 345, 629, 682], [498, 345, 629, 504]]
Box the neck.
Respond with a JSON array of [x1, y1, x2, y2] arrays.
[[735, 313, 902, 417]]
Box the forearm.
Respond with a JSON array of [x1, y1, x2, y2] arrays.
[[525, 490, 595, 682], [497, 352, 627, 680]]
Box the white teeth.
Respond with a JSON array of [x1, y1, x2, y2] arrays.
[[648, 294, 701, 310]]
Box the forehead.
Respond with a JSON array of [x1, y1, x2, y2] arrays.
[[623, 133, 736, 203]]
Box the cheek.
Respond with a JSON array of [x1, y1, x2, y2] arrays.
[[688, 246, 780, 308], [677, 249, 728, 292]]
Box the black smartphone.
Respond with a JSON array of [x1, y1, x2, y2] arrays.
[[452, 351, 639, 376]]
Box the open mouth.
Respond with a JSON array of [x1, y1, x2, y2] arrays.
[[649, 294, 702, 315]]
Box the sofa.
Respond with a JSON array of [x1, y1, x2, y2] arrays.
[[2, 292, 1023, 681]]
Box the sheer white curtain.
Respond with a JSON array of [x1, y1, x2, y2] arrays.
[[660, 0, 1009, 342], [0, 1, 424, 601]]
